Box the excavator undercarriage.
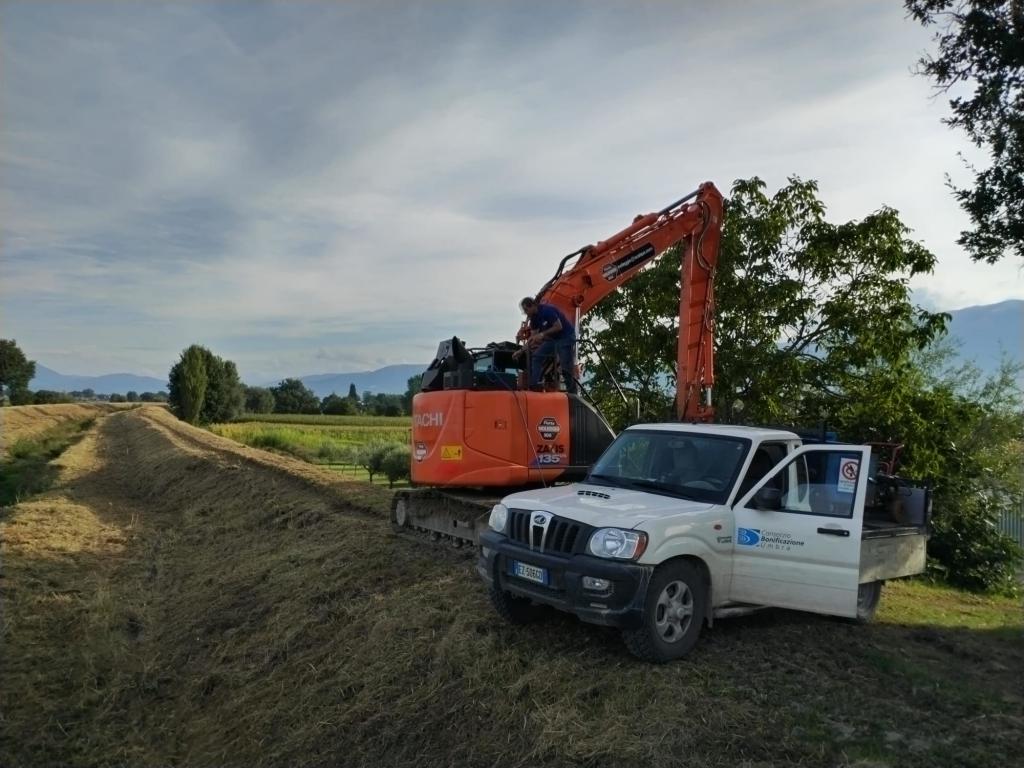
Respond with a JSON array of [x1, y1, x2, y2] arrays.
[[390, 488, 502, 547]]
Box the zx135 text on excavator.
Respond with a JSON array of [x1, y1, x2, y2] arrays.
[[391, 181, 725, 545]]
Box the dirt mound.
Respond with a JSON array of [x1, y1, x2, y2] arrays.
[[2, 407, 1021, 768]]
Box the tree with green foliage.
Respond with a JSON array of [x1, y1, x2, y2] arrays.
[[126, 391, 139, 403], [271, 378, 320, 414], [355, 443, 388, 483], [361, 391, 405, 416], [243, 386, 275, 414], [32, 390, 70, 405], [907, 0, 1024, 263], [168, 346, 243, 424], [582, 176, 1021, 591], [347, 382, 358, 401], [321, 392, 356, 415], [403, 374, 421, 414], [0, 339, 36, 404], [582, 177, 945, 427], [827, 346, 1023, 592], [109, 393, 127, 403], [381, 444, 411, 488], [168, 345, 209, 424], [199, 354, 244, 424]]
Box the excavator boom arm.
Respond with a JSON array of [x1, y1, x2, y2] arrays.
[[526, 182, 723, 421]]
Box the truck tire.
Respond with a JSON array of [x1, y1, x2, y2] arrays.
[[489, 586, 543, 624], [854, 581, 883, 623], [622, 560, 706, 663]]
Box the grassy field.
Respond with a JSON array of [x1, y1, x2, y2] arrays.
[[210, 415, 410, 483], [230, 412, 411, 427], [2, 405, 1022, 768]]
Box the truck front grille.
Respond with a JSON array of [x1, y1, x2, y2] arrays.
[[507, 509, 589, 555]]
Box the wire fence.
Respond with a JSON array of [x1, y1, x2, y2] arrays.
[[998, 507, 1024, 547]]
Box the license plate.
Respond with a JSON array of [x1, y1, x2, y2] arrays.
[[511, 560, 548, 585]]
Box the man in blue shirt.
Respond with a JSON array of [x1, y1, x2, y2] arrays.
[[519, 296, 578, 394]]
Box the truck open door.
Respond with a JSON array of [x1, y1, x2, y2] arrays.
[[730, 445, 872, 618]]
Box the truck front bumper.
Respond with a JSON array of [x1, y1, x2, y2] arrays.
[[477, 530, 653, 629]]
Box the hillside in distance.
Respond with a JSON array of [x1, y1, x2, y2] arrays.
[[292, 364, 424, 397], [25, 302, 1019, 397], [945, 299, 1022, 380], [29, 365, 166, 395]]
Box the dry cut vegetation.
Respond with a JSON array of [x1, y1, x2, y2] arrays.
[[0, 402, 125, 454], [1, 405, 1022, 768]]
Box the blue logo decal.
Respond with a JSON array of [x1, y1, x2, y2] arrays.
[[737, 527, 761, 546]]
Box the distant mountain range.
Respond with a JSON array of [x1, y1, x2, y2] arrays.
[[29, 365, 168, 395], [29, 363, 426, 397], [944, 299, 1022, 381], [289, 365, 424, 398], [27, 301, 1021, 396]]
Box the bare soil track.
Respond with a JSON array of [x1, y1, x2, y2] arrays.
[[1, 405, 1022, 768]]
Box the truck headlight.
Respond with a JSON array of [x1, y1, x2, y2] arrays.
[[488, 503, 508, 533], [588, 528, 647, 560]]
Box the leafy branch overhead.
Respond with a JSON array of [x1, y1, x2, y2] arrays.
[[582, 176, 948, 426], [907, 0, 1024, 263]]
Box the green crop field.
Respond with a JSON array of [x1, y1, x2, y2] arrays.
[[210, 415, 411, 484], [231, 412, 411, 427]]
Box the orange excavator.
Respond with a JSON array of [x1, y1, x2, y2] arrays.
[[391, 181, 724, 544]]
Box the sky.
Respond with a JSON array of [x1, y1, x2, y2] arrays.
[[1, 1, 1021, 382]]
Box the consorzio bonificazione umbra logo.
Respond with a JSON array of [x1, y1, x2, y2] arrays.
[[737, 528, 761, 546]]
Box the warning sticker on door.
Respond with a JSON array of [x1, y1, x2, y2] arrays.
[[837, 457, 859, 493], [440, 445, 463, 461]]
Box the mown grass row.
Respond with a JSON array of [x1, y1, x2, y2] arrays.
[[0, 418, 96, 506]]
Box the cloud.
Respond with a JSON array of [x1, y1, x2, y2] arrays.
[[1, 0, 1020, 380]]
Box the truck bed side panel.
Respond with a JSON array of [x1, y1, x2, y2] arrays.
[[859, 533, 927, 583]]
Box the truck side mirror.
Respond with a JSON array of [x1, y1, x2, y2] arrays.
[[753, 486, 782, 511]]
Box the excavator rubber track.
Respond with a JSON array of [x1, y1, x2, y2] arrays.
[[390, 487, 504, 547]]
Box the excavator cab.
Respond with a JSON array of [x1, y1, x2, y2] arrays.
[[421, 337, 522, 393]]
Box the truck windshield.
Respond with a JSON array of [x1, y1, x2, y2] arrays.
[[585, 430, 750, 504]]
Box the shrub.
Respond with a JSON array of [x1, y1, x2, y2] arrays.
[[32, 390, 70, 405], [381, 444, 411, 488], [928, 491, 1023, 594], [250, 432, 294, 453], [317, 442, 355, 464]]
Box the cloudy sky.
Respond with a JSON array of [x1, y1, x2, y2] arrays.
[[1, 1, 1021, 382]]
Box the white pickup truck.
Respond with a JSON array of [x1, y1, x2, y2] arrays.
[[477, 424, 931, 662]]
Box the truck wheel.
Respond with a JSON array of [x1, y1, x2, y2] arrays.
[[622, 560, 706, 663], [390, 493, 410, 533], [489, 586, 543, 624], [854, 581, 883, 623]]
